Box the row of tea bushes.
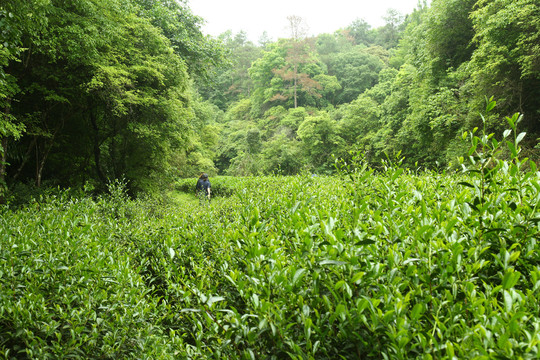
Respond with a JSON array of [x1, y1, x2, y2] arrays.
[[2, 149, 540, 358], [159, 164, 540, 359], [0, 191, 186, 359]]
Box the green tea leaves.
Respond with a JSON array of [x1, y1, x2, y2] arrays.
[[292, 268, 307, 286], [4, 147, 540, 359], [206, 296, 226, 307], [502, 270, 521, 290]]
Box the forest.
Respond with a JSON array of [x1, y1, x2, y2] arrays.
[[201, 0, 540, 177], [2, 0, 540, 359], [1, 0, 539, 198]]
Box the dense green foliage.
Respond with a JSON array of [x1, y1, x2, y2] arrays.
[[2, 1, 540, 358], [202, 0, 540, 176], [2, 113, 540, 358], [0, 0, 226, 201], [2, 0, 540, 195]]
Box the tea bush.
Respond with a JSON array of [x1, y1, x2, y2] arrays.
[[1, 105, 540, 359], [0, 192, 184, 359], [176, 176, 238, 198]]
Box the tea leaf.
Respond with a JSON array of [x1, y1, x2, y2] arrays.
[[207, 296, 225, 307], [502, 271, 521, 290], [319, 260, 347, 266], [293, 268, 307, 285], [411, 303, 425, 320], [516, 132, 526, 145]]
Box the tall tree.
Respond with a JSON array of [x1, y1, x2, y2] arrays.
[[273, 16, 321, 108], [345, 18, 375, 46], [424, 0, 476, 78], [325, 47, 386, 104], [198, 31, 260, 110], [286, 15, 309, 41], [2, 0, 225, 194], [0, 0, 50, 201], [469, 0, 540, 132], [134, 0, 227, 82], [297, 112, 344, 172], [375, 9, 405, 49]]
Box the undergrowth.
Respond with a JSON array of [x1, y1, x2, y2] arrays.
[[1, 100, 540, 359]]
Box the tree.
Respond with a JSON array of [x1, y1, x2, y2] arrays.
[[270, 16, 322, 108], [0, 0, 50, 202], [279, 107, 308, 138], [345, 18, 375, 46], [469, 0, 540, 132], [313, 74, 341, 106], [175, 97, 222, 177], [214, 99, 255, 173], [424, 0, 476, 78], [260, 134, 303, 175], [338, 95, 381, 145], [248, 42, 288, 115], [2, 0, 226, 195], [258, 31, 273, 48], [366, 64, 415, 162], [198, 31, 260, 110], [326, 47, 386, 104], [297, 112, 344, 172], [316, 32, 353, 65], [249, 38, 324, 112], [286, 15, 309, 41], [271, 58, 322, 108], [134, 0, 228, 82], [375, 9, 405, 49]]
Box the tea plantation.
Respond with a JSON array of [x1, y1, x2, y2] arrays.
[[2, 136, 540, 358]]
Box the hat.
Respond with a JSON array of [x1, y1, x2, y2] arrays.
[[202, 173, 209, 179]]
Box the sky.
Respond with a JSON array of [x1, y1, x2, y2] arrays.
[[188, 0, 427, 42]]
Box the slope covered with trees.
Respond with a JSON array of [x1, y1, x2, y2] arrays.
[[201, 0, 540, 176]]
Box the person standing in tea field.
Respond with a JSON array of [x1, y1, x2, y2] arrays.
[[195, 173, 211, 204]]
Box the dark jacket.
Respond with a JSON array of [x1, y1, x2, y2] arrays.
[[195, 178, 211, 194]]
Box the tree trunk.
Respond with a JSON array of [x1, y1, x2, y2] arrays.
[[293, 64, 298, 108], [11, 137, 36, 182], [111, 117, 118, 179], [90, 109, 107, 185], [35, 134, 56, 188], [0, 100, 11, 204], [0, 137, 7, 205]]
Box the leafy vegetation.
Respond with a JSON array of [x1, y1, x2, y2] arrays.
[[202, 0, 540, 176], [0, 0, 227, 200], [2, 106, 540, 358], [1, 1, 540, 357]]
